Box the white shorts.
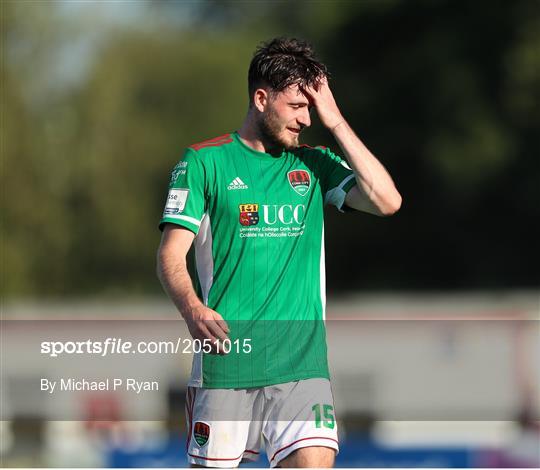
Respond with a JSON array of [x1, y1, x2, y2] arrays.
[[185, 378, 339, 468]]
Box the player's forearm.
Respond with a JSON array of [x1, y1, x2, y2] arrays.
[[157, 250, 203, 319], [331, 120, 402, 215]]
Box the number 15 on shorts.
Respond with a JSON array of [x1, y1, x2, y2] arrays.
[[312, 404, 335, 429]]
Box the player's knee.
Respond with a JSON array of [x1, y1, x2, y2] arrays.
[[278, 445, 336, 468], [190, 463, 240, 468]]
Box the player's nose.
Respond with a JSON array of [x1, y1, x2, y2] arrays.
[[297, 108, 311, 128]]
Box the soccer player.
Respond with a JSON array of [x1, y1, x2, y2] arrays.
[[157, 37, 401, 468]]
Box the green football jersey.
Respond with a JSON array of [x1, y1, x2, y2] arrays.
[[159, 131, 355, 388]]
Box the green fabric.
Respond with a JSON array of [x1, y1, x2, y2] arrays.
[[159, 131, 355, 388]]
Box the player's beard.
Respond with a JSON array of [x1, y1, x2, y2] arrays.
[[257, 106, 299, 152]]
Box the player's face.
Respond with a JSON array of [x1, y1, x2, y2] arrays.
[[258, 84, 312, 150]]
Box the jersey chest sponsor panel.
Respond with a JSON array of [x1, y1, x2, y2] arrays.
[[208, 156, 323, 322], [159, 132, 355, 388]]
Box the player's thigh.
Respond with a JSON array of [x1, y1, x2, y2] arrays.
[[277, 445, 336, 468], [264, 378, 339, 467]]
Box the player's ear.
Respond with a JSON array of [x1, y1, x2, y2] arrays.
[[253, 88, 268, 113]]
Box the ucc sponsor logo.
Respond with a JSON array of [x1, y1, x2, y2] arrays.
[[239, 203, 306, 225], [263, 204, 305, 225]]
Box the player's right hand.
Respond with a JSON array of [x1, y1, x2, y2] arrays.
[[183, 305, 230, 355]]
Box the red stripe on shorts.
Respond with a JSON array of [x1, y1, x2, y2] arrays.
[[271, 436, 338, 462], [185, 387, 195, 452], [188, 449, 260, 462]]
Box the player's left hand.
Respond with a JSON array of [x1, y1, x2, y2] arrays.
[[301, 77, 344, 131]]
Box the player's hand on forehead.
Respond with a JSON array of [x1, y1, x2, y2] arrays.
[[297, 84, 315, 107], [300, 75, 328, 100], [299, 76, 343, 130]]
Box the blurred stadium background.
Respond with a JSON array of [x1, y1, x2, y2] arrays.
[[1, 0, 539, 467]]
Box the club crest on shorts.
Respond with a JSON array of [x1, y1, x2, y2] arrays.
[[288, 170, 311, 196], [193, 421, 210, 447], [239, 203, 259, 226]]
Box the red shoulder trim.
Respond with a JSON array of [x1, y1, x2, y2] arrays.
[[299, 144, 327, 150], [190, 133, 233, 151]]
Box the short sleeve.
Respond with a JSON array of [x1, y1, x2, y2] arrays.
[[159, 148, 207, 234], [317, 147, 356, 212]]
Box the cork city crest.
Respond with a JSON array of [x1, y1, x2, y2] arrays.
[[288, 170, 311, 196], [193, 421, 210, 447], [239, 203, 259, 226]]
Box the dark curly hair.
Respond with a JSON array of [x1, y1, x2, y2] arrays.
[[248, 37, 328, 106]]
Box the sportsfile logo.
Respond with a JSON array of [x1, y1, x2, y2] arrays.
[[227, 177, 248, 190]]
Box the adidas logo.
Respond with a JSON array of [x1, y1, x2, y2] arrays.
[[227, 177, 248, 190]]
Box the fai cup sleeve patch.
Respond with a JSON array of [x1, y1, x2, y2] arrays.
[[163, 188, 189, 216], [169, 161, 188, 185]]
